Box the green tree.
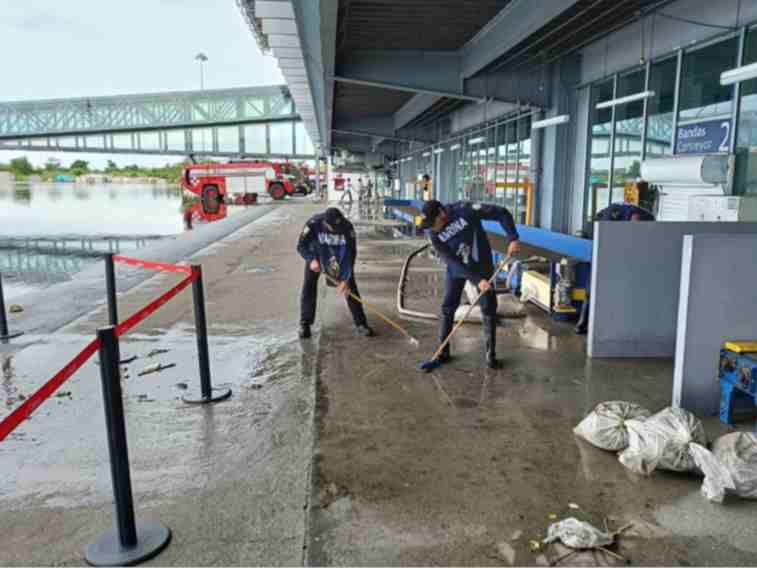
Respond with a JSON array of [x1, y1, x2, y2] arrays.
[[70, 159, 90, 172], [105, 159, 118, 172], [10, 157, 34, 176], [44, 158, 61, 172]]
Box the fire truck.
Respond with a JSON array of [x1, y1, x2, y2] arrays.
[[181, 160, 312, 204]]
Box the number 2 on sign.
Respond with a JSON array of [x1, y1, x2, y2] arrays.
[[719, 122, 731, 152]]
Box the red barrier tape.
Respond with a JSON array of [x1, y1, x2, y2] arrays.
[[0, 338, 101, 442], [113, 255, 192, 275], [115, 271, 197, 337], [0, 270, 198, 442]]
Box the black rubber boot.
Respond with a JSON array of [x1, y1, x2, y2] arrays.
[[299, 323, 311, 339], [356, 324, 374, 337], [575, 299, 589, 335], [483, 316, 501, 369], [438, 314, 454, 364]]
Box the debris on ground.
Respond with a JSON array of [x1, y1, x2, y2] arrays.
[[692, 431, 757, 503], [510, 529, 523, 541], [146, 348, 170, 358], [529, 539, 543, 553], [619, 407, 707, 475], [543, 517, 632, 566], [136, 394, 155, 403], [574, 401, 651, 451], [138, 362, 176, 376], [495, 541, 516, 565], [174, 382, 188, 390], [54, 391, 72, 398], [8, 304, 23, 313]]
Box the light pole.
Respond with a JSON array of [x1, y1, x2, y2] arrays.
[[195, 53, 208, 157]]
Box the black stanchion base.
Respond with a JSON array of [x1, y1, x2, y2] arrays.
[[0, 331, 24, 342], [85, 519, 171, 566], [181, 387, 232, 405]]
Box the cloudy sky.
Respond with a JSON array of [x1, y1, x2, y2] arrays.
[[0, 0, 284, 167]]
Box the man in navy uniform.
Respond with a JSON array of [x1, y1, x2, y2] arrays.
[[574, 202, 655, 334], [595, 203, 655, 222], [420, 200, 521, 369], [297, 207, 373, 339]]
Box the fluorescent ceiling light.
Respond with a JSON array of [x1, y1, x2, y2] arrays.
[[596, 90, 655, 109], [433, 148, 445, 154], [450, 143, 461, 151], [468, 136, 485, 145], [721, 61, 757, 85], [531, 114, 571, 130], [422, 151, 431, 157]]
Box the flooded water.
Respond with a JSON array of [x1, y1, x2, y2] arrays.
[[0, 182, 186, 299]]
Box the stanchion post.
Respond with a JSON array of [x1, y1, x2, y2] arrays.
[[105, 253, 118, 327], [0, 272, 23, 342], [85, 326, 171, 566], [182, 265, 232, 404]]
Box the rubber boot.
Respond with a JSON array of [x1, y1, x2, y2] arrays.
[[438, 314, 454, 364], [575, 299, 589, 335], [483, 316, 501, 369]]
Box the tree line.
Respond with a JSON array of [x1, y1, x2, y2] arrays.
[[0, 156, 187, 182]]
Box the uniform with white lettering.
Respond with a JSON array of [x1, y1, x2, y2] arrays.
[[429, 201, 519, 281], [297, 213, 357, 282]]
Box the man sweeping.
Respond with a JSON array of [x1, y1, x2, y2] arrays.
[[420, 200, 520, 369], [297, 207, 374, 339]]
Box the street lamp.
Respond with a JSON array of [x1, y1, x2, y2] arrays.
[[195, 53, 208, 156]]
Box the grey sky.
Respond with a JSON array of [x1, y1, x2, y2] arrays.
[[0, 0, 284, 167]]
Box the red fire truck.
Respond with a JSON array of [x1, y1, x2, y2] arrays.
[[181, 160, 312, 203]]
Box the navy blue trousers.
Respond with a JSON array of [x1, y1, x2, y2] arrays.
[[300, 264, 367, 326], [441, 274, 498, 319]]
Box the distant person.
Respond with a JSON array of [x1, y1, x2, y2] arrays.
[[421, 174, 432, 201], [340, 179, 354, 204], [367, 179, 373, 200], [574, 202, 655, 335], [183, 207, 194, 230], [296, 207, 373, 339]]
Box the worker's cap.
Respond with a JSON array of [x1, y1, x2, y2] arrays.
[[324, 207, 344, 226], [419, 200, 444, 230]]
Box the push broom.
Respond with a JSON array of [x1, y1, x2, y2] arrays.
[[419, 256, 511, 372], [322, 273, 419, 347]]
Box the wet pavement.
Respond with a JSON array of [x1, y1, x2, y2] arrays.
[[2, 200, 757, 565]]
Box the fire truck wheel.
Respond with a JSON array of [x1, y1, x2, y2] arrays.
[[269, 182, 286, 200]]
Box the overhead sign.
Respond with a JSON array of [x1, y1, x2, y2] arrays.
[[675, 118, 731, 155]]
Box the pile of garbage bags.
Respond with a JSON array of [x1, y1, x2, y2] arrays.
[[574, 401, 757, 504]]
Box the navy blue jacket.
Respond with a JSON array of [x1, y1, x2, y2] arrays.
[[428, 201, 519, 281], [595, 203, 655, 221], [297, 212, 357, 281]]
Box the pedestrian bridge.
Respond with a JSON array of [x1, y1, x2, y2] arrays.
[[0, 86, 315, 159]]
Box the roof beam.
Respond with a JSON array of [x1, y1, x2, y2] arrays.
[[461, 0, 581, 78], [393, 93, 443, 131], [333, 76, 483, 103]]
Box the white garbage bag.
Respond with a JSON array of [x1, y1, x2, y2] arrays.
[[691, 432, 757, 503], [619, 407, 707, 475], [574, 401, 651, 451], [543, 518, 613, 549]]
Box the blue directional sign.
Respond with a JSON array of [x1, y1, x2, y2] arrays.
[[675, 118, 732, 155]]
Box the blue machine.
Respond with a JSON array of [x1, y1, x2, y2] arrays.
[[719, 341, 757, 432]]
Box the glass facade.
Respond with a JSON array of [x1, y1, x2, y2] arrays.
[[581, 31, 752, 224], [394, 114, 533, 221]]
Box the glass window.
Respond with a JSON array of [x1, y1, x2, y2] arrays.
[[217, 127, 239, 153], [295, 123, 315, 156], [516, 117, 532, 224], [586, 79, 614, 224], [166, 130, 185, 152], [646, 57, 676, 157], [737, 28, 757, 194], [612, 69, 645, 205], [244, 124, 266, 154], [270, 123, 294, 154], [192, 128, 213, 153], [678, 37, 737, 123], [495, 123, 507, 206]]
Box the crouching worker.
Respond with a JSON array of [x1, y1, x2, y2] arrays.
[[420, 200, 520, 369], [297, 207, 374, 339]]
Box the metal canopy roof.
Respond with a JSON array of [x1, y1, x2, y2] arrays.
[[335, 0, 511, 54]]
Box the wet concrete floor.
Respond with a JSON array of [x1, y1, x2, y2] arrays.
[[2, 200, 757, 565]]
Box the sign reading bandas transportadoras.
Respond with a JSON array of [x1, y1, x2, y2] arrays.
[[675, 118, 732, 154]]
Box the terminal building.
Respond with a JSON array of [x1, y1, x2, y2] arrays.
[[240, 0, 757, 414], [241, 0, 757, 233]]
